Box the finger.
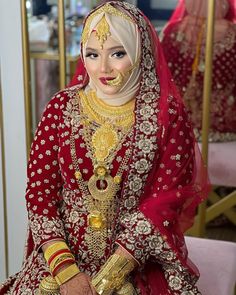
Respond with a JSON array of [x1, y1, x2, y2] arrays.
[[60, 285, 67, 295], [78, 285, 92, 295], [89, 284, 98, 295]]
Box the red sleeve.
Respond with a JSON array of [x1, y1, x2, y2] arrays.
[[25, 94, 66, 249]]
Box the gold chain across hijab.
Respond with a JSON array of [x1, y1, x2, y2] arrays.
[[81, 3, 134, 48]]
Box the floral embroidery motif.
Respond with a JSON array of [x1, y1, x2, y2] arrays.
[[117, 212, 200, 294]]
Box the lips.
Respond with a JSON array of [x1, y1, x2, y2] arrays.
[[99, 77, 115, 85]]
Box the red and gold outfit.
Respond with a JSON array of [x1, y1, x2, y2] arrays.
[[0, 2, 209, 294], [161, 0, 236, 142]]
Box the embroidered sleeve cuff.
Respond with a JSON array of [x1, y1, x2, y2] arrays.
[[116, 211, 201, 294], [29, 213, 66, 249], [116, 211, 167, 264]]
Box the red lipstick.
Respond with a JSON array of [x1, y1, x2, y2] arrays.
[[99, 77, 115, 85]]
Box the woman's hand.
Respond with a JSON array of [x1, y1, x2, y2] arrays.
[[60, 272, 97, 295]]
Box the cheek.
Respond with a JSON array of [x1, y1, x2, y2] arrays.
[[115, 58, 132, 73], [85, 61, 98, 76]]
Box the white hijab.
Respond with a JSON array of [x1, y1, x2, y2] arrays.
[[82, 10, 141, 106]]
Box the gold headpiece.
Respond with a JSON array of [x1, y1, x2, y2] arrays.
[[95, 15, 111, 49], [81, 3, 134, 47]]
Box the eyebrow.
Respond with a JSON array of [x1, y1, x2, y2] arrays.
[[86, 46, 125, 51]]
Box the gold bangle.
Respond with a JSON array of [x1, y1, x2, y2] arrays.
[[54, 263, 80, 286], [92, 254, 135, 295], [44, 241, 69, 262], [39, 275, 60, 295], [116, 282, 135, 295]]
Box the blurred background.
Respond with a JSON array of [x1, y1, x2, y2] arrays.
[[0, 0, 235, 285]]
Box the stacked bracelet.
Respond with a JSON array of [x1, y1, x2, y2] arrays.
[[39, 264, 80, 294], [43, 241, 80, 286], [44, 241, 70, 263], [49, 251, 75, 276], [92, 254, 135, 295], [54, 263, 80, 286]]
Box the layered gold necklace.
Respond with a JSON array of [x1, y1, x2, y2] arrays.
[[81, 89, 135, 128], [70, 90, 134, 259]]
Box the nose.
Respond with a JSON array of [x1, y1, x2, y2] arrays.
[[100, 56, 112, 74]]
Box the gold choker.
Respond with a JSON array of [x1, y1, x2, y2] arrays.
[[79, 90, 135, 129]]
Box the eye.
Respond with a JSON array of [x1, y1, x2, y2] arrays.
[[85, 52, 98, 59], [112, 51, 127, 58]]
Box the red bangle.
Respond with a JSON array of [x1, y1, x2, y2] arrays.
[[52, 259, 75, 277], [48, 249, 72, 266]]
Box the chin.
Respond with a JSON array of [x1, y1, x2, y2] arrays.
[[99, 85, 121, 95]]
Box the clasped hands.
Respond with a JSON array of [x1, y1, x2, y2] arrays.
[[60, 272, 98, 295]]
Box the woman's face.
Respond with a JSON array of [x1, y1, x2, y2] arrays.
[[84, 31, 132, 95]]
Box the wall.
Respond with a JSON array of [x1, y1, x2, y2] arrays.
[[151, 0, 178, 9], [0, 0, 28, 281], [0, 135, 6, 280]]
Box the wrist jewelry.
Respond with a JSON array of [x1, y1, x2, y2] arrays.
[[54, 263, 80, 286], [116, 282, 135, 295], [39, 275, 60, 295], [92, 254, 135, 295], [44, 241, 69, 262], [43, 241, 78, 277], [39, 263, 80, 293]]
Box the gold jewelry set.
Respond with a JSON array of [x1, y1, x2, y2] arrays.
[[70, 89, 134, 260], [39, 242, 80, 294]]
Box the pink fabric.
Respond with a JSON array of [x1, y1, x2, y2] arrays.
[[185, 236, 236, 295], [199, 141, 236, 186], [167, 0, 236, 23], [161, 0, 236, 141], [184, 0, 229, 19], [35, 60, 59, 121]]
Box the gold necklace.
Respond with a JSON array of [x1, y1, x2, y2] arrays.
[[70, 125, 133, 259], [83, 120, 129, 201], [79, 89, 134, 201], [70, 92, 134, 259], [79, 90, 135, 129]]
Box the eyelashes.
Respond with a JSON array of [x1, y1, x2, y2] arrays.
[[85, 52, 98, 59], [85, 51, 127, 59], [112, 51, 127, 58]]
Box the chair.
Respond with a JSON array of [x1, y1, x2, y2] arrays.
[[204, 142, 236, 225], [188, 141, 236, 236], [185, 236, 236, 295]]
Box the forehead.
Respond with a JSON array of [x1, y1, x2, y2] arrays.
[[86, 31, 124, 50]]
